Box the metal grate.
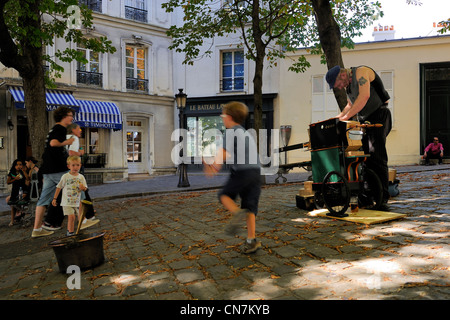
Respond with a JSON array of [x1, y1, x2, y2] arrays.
[[85, 173, 103, 185]]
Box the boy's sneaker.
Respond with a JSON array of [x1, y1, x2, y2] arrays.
[[31, 228, 54, 238], [42, 222, 61, 231], [66, 231, 75, 237], [241, 239, 262, 254], [225, 209, 248, 236]]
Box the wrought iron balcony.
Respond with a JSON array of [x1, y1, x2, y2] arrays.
[[78, 0, 102, 13], [126, 77, 149, 92], [125, 6, 147, 23], [77, 70, 103, 87]]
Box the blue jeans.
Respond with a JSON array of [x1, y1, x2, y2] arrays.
[[36, 172, 67, 207]]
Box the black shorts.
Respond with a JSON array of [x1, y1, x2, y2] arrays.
[[219, 168, 261, 215]]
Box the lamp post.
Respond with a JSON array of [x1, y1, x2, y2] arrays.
[[175, 88, 190, 187]]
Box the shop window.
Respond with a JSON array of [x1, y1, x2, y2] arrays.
[[221, 50, 244, 92], [187, 116, 225, 158], [80, 128, 106, 168], [126, 45, 148, 92]]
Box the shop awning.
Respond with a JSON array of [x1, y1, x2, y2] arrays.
[[8, 86, 79, 111], [74, 100, 122, 130]]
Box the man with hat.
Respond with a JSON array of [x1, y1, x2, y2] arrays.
[[326, 65, 392, 210]]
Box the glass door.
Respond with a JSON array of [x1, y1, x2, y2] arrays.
[[126, 120, 147, 173]]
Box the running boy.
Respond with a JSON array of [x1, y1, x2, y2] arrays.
[[203, 101, 262, 254], [52, 156, 88, 236]]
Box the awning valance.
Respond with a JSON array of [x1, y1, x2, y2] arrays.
[[74, 100, 122, 130], [8, 86, 79, 111]]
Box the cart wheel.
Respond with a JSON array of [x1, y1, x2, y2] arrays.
[[321, 171, 350, 217], [358, 168, 383, 210]]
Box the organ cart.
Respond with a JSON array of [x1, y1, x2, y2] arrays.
[[277, 118, 384, 217]]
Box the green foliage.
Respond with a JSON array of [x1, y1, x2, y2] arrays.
[[437, 19, 450, 34], [162, 0, 382, 71], [1, 0, 116, 86]]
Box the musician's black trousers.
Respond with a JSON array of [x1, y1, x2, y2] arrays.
[[362, 107, 392, 204]]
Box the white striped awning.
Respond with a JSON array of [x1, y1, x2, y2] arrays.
[[8, 86, 79, 111], [74, 100, 122, 130]]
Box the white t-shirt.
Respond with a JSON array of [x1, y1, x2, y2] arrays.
[[66, 134, 80, 154], [57, 172, 87, 207]]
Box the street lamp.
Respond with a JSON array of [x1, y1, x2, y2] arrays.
[[175, 88, 190, 187]]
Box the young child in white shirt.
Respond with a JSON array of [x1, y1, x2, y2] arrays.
[[52, 156, 88, 236]]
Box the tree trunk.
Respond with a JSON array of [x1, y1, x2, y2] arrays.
[[311, 0, 347, 110], [20, 1, 49, 163], [251, 0, 264, 146], [22, 71, 49, 164]]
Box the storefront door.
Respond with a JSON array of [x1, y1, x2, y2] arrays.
[[126, 119, 149, 173]]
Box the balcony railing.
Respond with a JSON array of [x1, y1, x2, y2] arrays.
[[78, 0, 102, 13], [126, 77, 149, 92], [125, 6, 147, 23], [77, 70, 103, 87]]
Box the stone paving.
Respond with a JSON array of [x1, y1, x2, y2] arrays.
[[0, 168, 449, 300]]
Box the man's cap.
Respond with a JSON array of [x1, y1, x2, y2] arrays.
[[325, 66, 341, 89]]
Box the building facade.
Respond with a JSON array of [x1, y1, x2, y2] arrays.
[[280, 35, 450, 166], [0, 0, 177, 192], [174, 30, 450, 169]]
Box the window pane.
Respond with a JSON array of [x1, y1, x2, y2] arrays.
[[222, 65, 232, 78], [234, 64, 244, 77], [126, 68, 134, 78], [137, 48, 145, 59], [126, 57, 134, 69], [234, 78, 244, 90], [222, 52, 232, 65], [222, 79, 232, 91], [126, 47, 134, 58], [137, 69, 145, 79], [137, 59, 145, 71], [234, 51, 244, 63]]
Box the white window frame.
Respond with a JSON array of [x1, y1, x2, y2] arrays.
[[220, 49, 245, 92], [124, 44, 150, 93]]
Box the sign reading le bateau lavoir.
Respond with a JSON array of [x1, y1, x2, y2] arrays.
[[188, 103, 224, 112]]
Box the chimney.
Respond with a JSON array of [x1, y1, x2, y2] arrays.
[[372, 25, 396, 41]]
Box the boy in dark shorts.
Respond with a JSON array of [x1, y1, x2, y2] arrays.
[[204, 101, 262, 254]]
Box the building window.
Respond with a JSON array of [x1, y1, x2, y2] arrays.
[[126, 45, 148, 92], [378, 70, 394, 126], [125, 0, 147, 23], [221, 50, 244, 92], [311, 75, 339, 123], [77, 44, 102, 87], [79, 0, 102, 13]]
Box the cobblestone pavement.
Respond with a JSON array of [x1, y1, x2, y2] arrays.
[[0, 168, 448, 301]]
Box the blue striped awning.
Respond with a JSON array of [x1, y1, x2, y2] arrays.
[[74, 100, 122, 130], [8, 86, 79, 111]]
